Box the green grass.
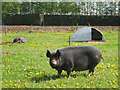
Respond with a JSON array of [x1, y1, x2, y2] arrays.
[[1, 30, 118, 88]]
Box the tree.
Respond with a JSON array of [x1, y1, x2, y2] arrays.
[[108, 2, 118, 16], [2, 2, 21, 15], [2, 2, 119, 17], [58, 2, 78, 15], [2, 2, 21, 22], [20, 2, 32, 14], [43, 2, 59, 15]]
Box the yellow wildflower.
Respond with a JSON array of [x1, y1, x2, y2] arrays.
[[86, 86, 90, 88], [76, 83, 79, 86]]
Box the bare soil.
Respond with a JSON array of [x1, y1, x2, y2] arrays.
[[1, 26, 119, 32], [88, 41, 105, 43]]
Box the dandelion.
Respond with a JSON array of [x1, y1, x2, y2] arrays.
[[38, 65, 40, 67], [86, 86, 90, 88], [28, 73, 30, 76], [113, 85, 116, 88], [10, 59, 12, 61], [114, 35, 118, 36], [113, 80, 115, 83], [112, 73, 115, 75], [11, 84, 13, 87], [7, 59, 9, 61], [116, 72, 118, 76], [36, 73, 39, 75], [24, 75, 27, 77], [40, 71, 42, 74], [110, 69, 112, 71], [31, 66, 34, 69], [107, 64, 110, 68], [56, 84, 59, 87], [30, 72, 33, 74], [111, 64, 115, 67], [18, 85, 20, 88], [46, 86, 50, 88], [76, 83, 79, 86], [50, 79, 52, 82], [26, 85, 29, 88], [8, 70, 10, 73], [71, 85, 74, 88], [15, 84, 17, 87], [27, 66, 30, 69], [65, 76, 67, 79], [99, 64, 102, 67], [90, 82, 93, 84], [117, 58, 118, 60]]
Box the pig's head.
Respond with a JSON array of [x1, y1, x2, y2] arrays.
[[46, 50, 61, 68]]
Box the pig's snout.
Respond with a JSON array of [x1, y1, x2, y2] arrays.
[[52, 60, 57, 65]]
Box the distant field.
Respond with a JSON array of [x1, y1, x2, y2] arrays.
[[1, 30, 118, 88]]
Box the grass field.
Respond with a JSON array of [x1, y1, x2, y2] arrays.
[[1, 30, 118, 88]]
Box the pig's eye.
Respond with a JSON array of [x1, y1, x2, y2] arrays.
[[55, 57, 59, 60]]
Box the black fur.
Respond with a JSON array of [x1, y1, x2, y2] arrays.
[[13, 37, 26, 43], [46, 46, 103, 77]]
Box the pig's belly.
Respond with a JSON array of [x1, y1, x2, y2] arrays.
[[72, 66, 89, 71]]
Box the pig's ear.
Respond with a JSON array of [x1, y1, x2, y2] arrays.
[[46, 50, 51, 58], [56, 50, 61, 57]]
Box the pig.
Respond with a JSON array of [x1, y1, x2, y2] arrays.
[[13, 37, 26, 43], [46, 46, 103, 77]]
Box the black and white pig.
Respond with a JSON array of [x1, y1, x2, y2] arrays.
[[46, 46, 103, 77]]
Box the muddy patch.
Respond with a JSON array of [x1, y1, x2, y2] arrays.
[[0, 51, 9, 54]]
